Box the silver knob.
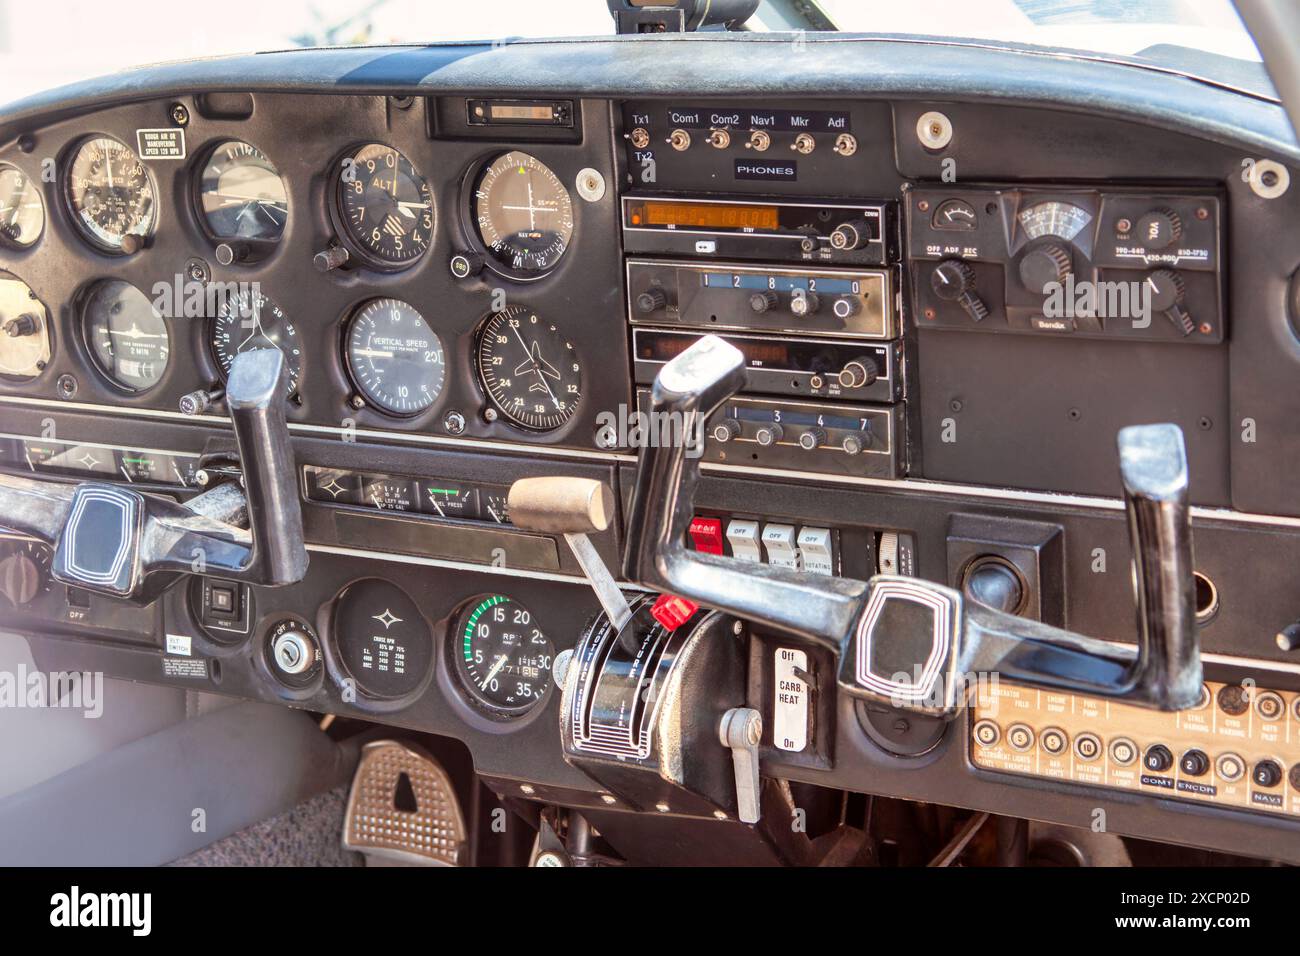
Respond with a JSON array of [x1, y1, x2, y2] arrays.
[[712, 419, 741, 443], [755, 424, 783, 447], [798, 428, 827, 451]]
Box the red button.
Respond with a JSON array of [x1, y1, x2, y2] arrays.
[[651, 594, 699, 631], [688, 516, 725, 555]]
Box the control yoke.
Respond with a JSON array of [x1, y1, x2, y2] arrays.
[[623, 335, 1203, 717], [0, 349, 308, 604]]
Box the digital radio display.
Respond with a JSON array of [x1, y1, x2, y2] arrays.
[[627, 199, 780, 231]]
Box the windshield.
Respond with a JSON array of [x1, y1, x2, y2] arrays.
[[0, 0, 1269, 107]]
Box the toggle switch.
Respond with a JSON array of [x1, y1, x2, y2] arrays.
[[796, 527, 834, 576], [688, 516, 725, 555], [725, 520, 762, 563], [761, 524, 801, 570]]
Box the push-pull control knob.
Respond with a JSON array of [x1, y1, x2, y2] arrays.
[[1146, 269, 1194, 336], [1018, 243, 1072, 294], [313, 244, 350, 272]]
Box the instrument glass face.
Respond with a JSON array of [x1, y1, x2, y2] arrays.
[[0, 163, 45, 247], [345, 298, 446, 416], [82, 280, 170, 392], [475, 305, 582, 431], [453, 594, 553, 716], [336, 143, 434, 267], [198, 140, 288, 241], [64, 136, 156, 252], [210, 289, 301, 396], [471, 151, 574, 278]]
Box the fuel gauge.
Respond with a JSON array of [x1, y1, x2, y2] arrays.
[[480, 491, 511, 525], [420, 485, 478, 519], [359, 475, 420, 511]]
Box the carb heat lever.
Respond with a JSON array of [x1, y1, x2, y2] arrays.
[[622, 335, 1203, 717]]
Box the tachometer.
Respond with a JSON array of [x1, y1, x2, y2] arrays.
[[64, 136, 156, 253], [210, 288, 300, 396], [344, 298, 446, 416], [81, 280, 170, 392], [476, 305, 582, 432], [335, 143, 433, 268], [0, 163, 45, 248], [453, 594, 553, 716], [470, 151, 574, 278], [197, 140, 288, 242], [1016, 200, 1091, 242]]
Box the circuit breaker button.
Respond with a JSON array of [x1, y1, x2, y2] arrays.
[[796, 527, 834, 576], [725, 520, 763, 563], [688, 516, 725, 555], [761, 523, 802, 570]]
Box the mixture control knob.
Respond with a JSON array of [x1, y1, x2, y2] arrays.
[[829, 220, 870, 251], [2, 313, 38, 337], [1134, 207, 1182, 250], [748, 291, 778, 314], [930, 259, 976, 301], [754, 424, 783, 447], [789, 291, 820, 317], [711, 419, 741, 443], [636, 288, 670, 313], [1018, 243, 1072, 294], [0, 551, 42, 607], [797, 428, 827, 451], [837, 359, 876, 389]]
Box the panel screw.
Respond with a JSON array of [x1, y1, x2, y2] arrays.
[[443, 410, 466, 434], [349, 395, 365, 410], [483, 407, 498, 423], [949, 398, 963, 412], [56, 374, 77, 399], [1068, 407, 1082, 421], [17, 134, 35, 153], [170, 103, 190, 127], [185, 257, 210, 284]]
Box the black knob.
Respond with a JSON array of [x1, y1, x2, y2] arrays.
[[832, 297, 861, 319], [1145, 269, 1185, 313], [215, 242, 248, 266], [711, 419, 741, 443], [449, 252, 485, 279], [636, 288, 669, 314], [0, 552, 42, 606], [749, 291, 778, 314], [1143, 744, 1174, 773], [1018, 243, 1072, 294], [837, 359, 876, 389], [755, 424, 783, 446], [1134, 208, 1182, 250], [1179, 749, 1210, 777], [962, 557, 1024, 615], [3, 313, 38, 337], [797, 428, 827, 451], [930, 260, 975, 301], [314, 245, 350, 272], [1252, 758, 1283, 789]]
